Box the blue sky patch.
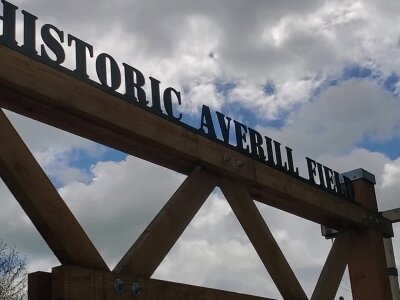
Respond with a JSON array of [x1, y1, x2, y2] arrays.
[[359, 138, 400, 160], [384, 73, 400, 93]]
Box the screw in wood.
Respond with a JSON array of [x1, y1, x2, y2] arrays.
[[131, 282, 142, 296], [113, 278, 125, 294]]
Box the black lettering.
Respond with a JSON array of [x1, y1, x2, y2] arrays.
[[216, 111, 231, 144], [163, 87, 182, 121], [198, 105, 216, 139], [234, 120, 250, 154], [274, 141, 287, 170], [306, 157, 317, 184], [96, 53, 121, 90], [40, 24, 65, 64], [323, 166, 335, 192], [21, 10, 38, 55], [334, 171, 344, 196], [150, 77, 162, 114], [343, 176, 354, 201], [264, 136, 275, 166], [0, 0, 18, 46], [68, 34, 93, 79], [316, 162, 326, 188], [285, 147, 299, 176], [123, 63, 148, 105], [249, 128, 266, 160]]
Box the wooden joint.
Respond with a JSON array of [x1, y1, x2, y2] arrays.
[[114, 167, 217, 276], [49, 265, 276, 300], [367, 214, 394, 238]]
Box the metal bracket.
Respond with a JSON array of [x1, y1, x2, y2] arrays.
[[341, 168, 376, 184]]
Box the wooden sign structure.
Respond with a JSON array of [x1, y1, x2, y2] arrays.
[[0, 2, 397, 300]]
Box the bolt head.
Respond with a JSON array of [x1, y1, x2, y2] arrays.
[[113, 278, 125, 294], [131, 282, 142, 296], [223, 154, 231, 165]]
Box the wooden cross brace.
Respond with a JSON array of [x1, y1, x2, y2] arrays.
[[0, 109, 393, 299]]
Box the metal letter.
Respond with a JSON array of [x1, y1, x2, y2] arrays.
[[68, 34, 94, 79], [21, 10, 38, 55], [285, 146, 299, 176], [264, 136, 276, 166], [234, 120, 250, 154], [306, 157, 317, 184], [0, 0, 18, 46], [323, 166, 335, 192], [123, 63, 148, 106], [274, 141, 287, 170], [40, 24, 65, 64], [96, 53, 121, 91], [163, 87, 182, 121], [249, 128, 266, 161], [198, 105, 216, 139], [150, 77, 162, 114], [216, 111, 231, 144]]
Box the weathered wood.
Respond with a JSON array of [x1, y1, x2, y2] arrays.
[[114, 168, 217, 276], [0, 44, 391, 234], [384, 238, 400, 300], [51, 265, 276, 300], [220, 181, 308, 300], [311, 233, 351, 300], [28, 272, 51, 300], [348, 179, 392, 300], [0, 109, 108, 270], [382, 208, 400, 223]]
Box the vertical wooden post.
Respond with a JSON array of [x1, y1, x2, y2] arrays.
[[28, 272, 51, 300], [346, 169, 392, 300], [384, 238, 400, 300]]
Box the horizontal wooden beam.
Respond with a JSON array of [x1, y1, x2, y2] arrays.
[[0, 44, 391, 234], [382, 208, 400, 223], [114, 167, 216, 276], [221, 182, 308, 300], [50, 265, 276, 300], [0, 109, 108, 270]]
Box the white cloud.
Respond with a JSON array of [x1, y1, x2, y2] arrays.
[[262, 79, 400, 158], [2, 0, 398, 135], [2, 1, 400, 299], [382, 160, 400, 188], [1, 138, 399, 299], [185, 83, 221, 114], [16, 0, 400, 118], [5, 111, 106, 185], [58, 156, 185, 266]]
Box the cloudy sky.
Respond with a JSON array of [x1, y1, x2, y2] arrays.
[[1, 0, 400, 299]]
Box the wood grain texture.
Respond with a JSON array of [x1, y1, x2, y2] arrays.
[[311, 233, 351, 300], [382, 208, 400, 223], [0, 44, 391, 234], [348, 179, 392, 300], [51, 265, 276, 300], [0, 109, 108, 270], [28, 272, 51, 300], [114, 168, 217, 276], [220, 181, 308, 300]]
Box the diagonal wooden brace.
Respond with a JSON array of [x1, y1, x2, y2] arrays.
[[0, 109, 108, 270], [220, 181, 308, 300], [114, 167, 217, 276], [311, 232, 351, 300]]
